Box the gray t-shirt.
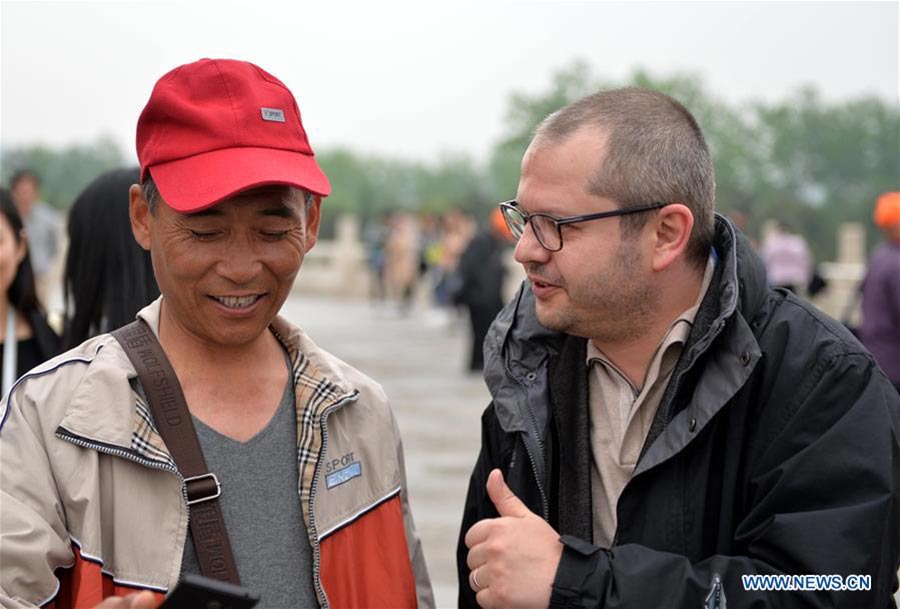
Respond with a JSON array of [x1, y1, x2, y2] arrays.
[[180, 351, 317, 608]]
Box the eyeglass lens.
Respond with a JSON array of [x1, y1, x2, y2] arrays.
[[502, 207, 525, 239], [530, 215, 560, 250], [502, 206, 562, 250]]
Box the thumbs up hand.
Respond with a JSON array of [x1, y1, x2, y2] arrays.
[[464, 469, 563, 609]]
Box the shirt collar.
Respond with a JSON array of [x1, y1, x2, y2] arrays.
[[586, 254, 716, 368]]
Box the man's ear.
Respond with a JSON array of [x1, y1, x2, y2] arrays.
[[651, 203, 694, 272], [303, 196, 323, 252], [129, 184, 153, 251]]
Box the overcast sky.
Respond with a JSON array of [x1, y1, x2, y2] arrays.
[[1, 1, 897, 163]]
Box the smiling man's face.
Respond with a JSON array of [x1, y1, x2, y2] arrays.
[[131, 185, 320, 349]]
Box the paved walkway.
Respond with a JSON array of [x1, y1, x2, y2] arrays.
[[280, 295, 488, 607]]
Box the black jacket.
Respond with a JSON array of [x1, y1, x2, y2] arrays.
[[453, 229, 507, 309], [458, 216, 900, 608]]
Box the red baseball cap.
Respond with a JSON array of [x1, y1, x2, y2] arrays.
[[136, 58, 331, 213]]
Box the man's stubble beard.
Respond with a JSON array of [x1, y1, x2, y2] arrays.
[[536, 241, 659, 344]]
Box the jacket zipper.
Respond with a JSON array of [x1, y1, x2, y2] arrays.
[[611, 353, 698, 548], [55, 427, 193, 566], [503, 353, 549, 519], [307, 391, 360, 609], [703, 573, 726, 609], [661, 319, 726, 429], [613, 323, 733, 549], [56, 427, 184, 494]]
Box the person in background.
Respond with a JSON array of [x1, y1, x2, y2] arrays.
[[62, 167, 160, 349], [0, 188, 60, 397], [453, 208, 513, 371], [860, 191, 900, 394], [384, 212, 420, 313], [759, 220, 811, 293], [419, 212, 456, 311], [435, 210, 475, 309], [363, 213, 391, 304], [9, 169, 62, 303]]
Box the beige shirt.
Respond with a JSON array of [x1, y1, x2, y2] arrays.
[[587, 257, 714, 546]]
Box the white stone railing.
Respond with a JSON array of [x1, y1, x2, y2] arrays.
[[292, 215, 370, 299], [810, 262, 865, 323]]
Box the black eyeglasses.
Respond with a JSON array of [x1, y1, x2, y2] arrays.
[[499, 200, 668, 252]]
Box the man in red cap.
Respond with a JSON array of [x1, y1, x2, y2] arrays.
[[0, 59, 434, 609], [860, 191, 900, 394]]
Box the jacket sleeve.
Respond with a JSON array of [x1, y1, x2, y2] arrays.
[[391, 409, 436, 609], [549, 351, 900, 609], [457, 403, 505, 609], [0, 381, 74, 608]]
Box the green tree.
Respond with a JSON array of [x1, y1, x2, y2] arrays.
[[316, 149, 488, 237], [486, 61, 900, 259], [751, 89, 900, 258], [487, 59, 602, 202]]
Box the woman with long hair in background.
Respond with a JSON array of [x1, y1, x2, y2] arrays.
[[62, 168, 159, 349], [0, 188, 60, 397]]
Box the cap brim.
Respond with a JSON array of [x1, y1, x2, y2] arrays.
[[148, 146, 331, 213]]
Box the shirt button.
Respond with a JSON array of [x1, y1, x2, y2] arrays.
[[689, 418, 697, 432], [740, 351, 751, 366]]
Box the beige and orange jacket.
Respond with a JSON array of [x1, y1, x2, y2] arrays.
[[0, 299, 434, 609]]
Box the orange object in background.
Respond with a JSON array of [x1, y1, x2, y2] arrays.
[[874, 191, 900, 228]]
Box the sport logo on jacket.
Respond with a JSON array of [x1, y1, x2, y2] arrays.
[[324, 451, 362, 489]]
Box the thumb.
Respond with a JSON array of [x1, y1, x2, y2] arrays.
[[486, 468, 530, 518], [124, 591, 157, 609]]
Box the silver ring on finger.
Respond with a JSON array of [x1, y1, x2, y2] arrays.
[[471, 568, 484, 592]]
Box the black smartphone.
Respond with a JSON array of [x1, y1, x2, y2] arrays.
[[159, 573, 260, 609]]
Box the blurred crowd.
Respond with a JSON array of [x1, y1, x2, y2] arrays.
[[735, 203, 900, 393], [363, 207, 515, 371]]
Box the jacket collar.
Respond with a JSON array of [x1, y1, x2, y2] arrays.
[[57, 302, 162, 450], [59, 297, 357, 460], [633, 216, 766, 474]]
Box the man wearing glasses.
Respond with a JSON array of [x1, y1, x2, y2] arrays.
[[458, 88, 900, 608]]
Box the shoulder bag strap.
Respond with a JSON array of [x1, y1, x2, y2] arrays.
[[111, 319, 241, 584]]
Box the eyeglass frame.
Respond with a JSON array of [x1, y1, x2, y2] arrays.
[[499, 200, 669, 252]]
